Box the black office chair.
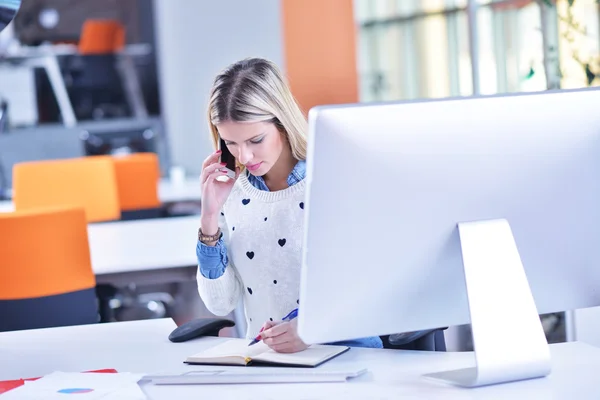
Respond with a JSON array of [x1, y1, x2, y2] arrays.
[[381, 328, 447, 351], [65, 54, 130, 120]]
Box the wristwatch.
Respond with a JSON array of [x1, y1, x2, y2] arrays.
[[198, 227, 222, 243]]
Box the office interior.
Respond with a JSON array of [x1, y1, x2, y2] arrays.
[[1, 0, 600, 397]]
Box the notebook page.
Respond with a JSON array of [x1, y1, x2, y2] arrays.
[[189, 339, 269, 360], [254, 344, 347, 366]]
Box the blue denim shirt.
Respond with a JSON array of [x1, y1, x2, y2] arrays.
[[197, 161, 428, 348]]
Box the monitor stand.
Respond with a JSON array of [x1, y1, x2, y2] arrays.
[[423, 218, 551, 388]]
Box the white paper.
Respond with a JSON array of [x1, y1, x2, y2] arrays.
[[0, 371, 146, 399], [100, 383, 146, 400]]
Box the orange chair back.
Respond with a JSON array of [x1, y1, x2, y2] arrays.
[[12, 156, 121, 222], [112, 153, 161, 211], [78, 19, 125, 55], [0, 208, 95, 300]]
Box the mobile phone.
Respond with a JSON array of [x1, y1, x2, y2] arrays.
[[218, 139, 236, 180]]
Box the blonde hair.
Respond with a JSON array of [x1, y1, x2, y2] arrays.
[[207, 58, 307, 163]]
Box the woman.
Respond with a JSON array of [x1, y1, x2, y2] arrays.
[[196, 58, 383, 353]]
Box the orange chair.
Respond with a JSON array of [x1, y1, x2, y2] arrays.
[[112, 153, 161, 211], [12, 156, 121, 222], [78, 19, 125, 55], [76, 18, 148, 119], [0, 207, 98, 332]]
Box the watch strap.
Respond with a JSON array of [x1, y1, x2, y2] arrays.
[[198, 227, 222, 243]]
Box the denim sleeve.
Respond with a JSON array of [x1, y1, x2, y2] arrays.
[[196, 237, 229, 279]]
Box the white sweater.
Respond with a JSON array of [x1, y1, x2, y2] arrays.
[[196, 174, 306, 339]]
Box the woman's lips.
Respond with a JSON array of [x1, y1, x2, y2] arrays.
[[246, 162, 262, 172]]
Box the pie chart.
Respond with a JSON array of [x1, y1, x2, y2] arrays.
[[57, 388, 95, 394]]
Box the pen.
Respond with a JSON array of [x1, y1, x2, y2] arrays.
[[248, 308, 298, 346]]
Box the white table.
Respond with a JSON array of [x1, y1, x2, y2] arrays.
[[158, 178, 201, 203], [89, 215, 199, 286], [1, 318, 599, 399], [0, 178, 201, 213]]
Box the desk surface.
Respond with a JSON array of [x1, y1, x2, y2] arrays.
[[88, 215, 199, 282], [1, 318, 598, 399], [157, 177, 200, 203]]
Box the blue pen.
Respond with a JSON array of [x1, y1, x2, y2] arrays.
[[248, 308, 298, 346]]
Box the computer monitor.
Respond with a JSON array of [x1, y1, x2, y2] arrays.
[[80, 127, 157, 157], [297, 87, 600, 387]]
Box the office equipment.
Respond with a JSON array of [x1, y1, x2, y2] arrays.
[[80, 127, 157, 157], [168, 318, 235, 343], [298, 88, 600, 388], [382, 329, 447, 351], [0, 208, 98, 332], [112, 153, 161, 211], [12, 156, 121, 222], [66, 19, 149, 121], [111, 152, 170, 221], [184, 338, 349, 367], [145, 368, 368, 385]]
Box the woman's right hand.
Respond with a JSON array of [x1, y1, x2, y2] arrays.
[[200, 150, 240, 220]]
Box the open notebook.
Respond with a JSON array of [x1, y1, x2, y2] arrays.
[[184, 339, 349, 368]]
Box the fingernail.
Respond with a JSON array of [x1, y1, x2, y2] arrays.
[[216, 150, 222, 154], [259, 327, 265, 333], [221, 162, 226, 166]]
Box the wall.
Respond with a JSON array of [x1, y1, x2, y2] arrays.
[[282, 0, 359, 114], [153, 0, 284, 177]]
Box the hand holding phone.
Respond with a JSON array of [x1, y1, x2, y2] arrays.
[[199, 142, 239, 218]]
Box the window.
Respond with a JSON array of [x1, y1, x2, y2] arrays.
[[354, 0, 600, 102]]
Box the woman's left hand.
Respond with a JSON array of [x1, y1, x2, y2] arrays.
[[259, 318, 308, 353]]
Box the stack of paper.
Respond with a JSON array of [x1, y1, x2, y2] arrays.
[[0, 371, 146, 399]]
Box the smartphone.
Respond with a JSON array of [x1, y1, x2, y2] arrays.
[[218, 139, 236, 180]]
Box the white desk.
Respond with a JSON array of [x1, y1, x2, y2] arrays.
[[1, 318, 599, 399], [89, 215, 199, 286], [158, 178, 201, 203], [0, 178, 201, 214]]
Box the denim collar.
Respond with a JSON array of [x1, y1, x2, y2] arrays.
[[246, 160, 306, 192]]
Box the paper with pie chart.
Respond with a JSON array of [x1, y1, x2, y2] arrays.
[[0, 371, 145, 399]]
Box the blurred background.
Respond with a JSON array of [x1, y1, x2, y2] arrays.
[[0, 0, 598, 349]]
